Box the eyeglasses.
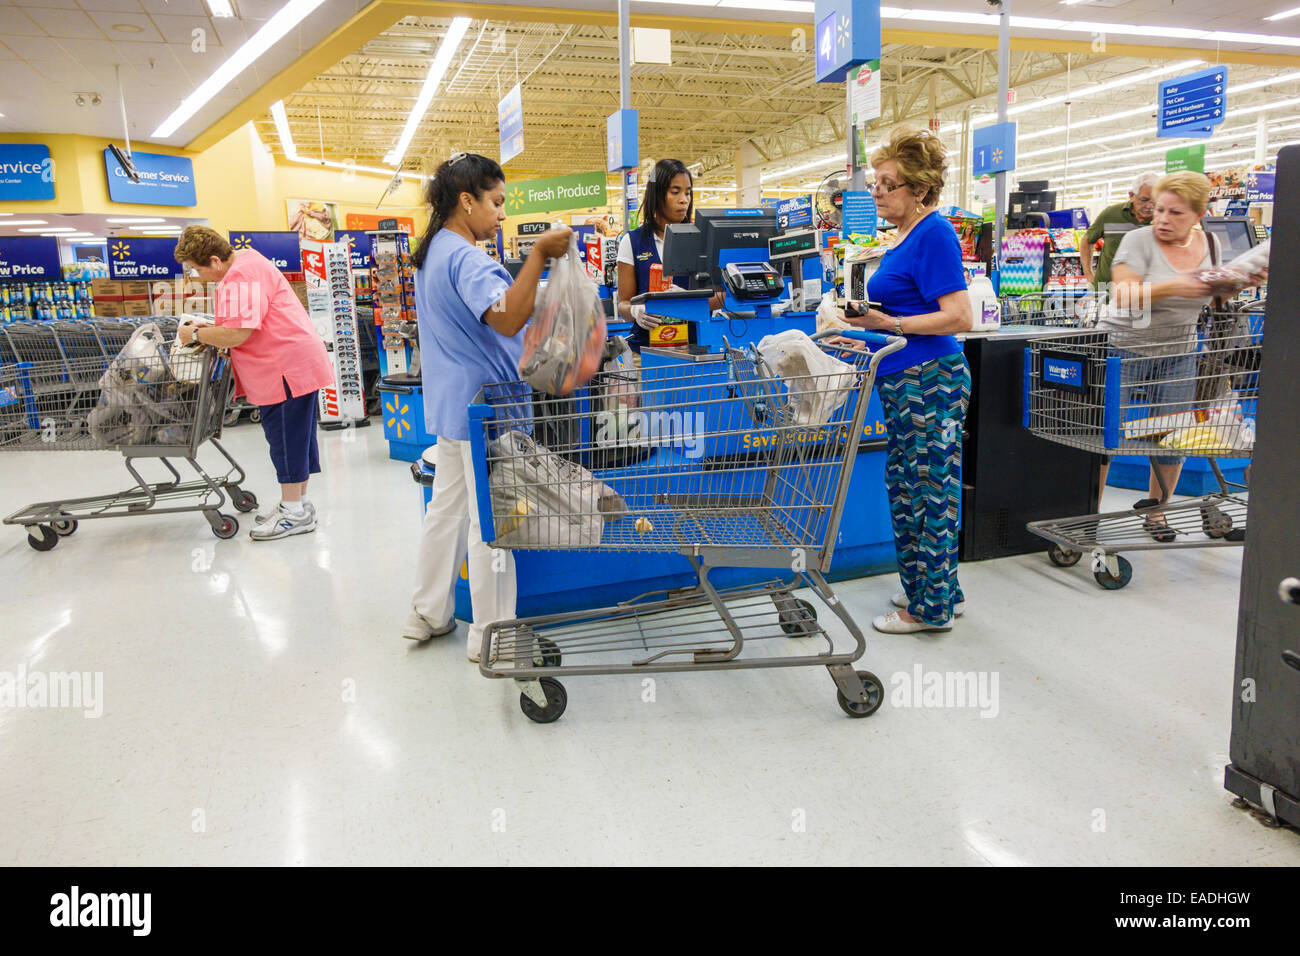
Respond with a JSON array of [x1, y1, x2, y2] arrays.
[[869, 181, 908, 195]]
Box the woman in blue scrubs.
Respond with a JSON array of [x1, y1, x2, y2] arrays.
[[402, 152, 572, 662]]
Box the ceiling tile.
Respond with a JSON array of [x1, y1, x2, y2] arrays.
[[85, 10, 164, 41], [75, 0, 147, 11], [0, 7, 42, 35], [9, 35, 79, 63], [209, 15, 249, 48], [149, 13, 220, 45], [24, 6, 109, 39], [139, 0, 210, 12]]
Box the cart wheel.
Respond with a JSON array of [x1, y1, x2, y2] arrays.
[[248, 407, 262, 424], [520, 678, 567, 723], [26, 525, 58, 552], [230, 489, 258, 513], [776, 597, 818, 636], [211, 514, 239, 539], [223, 407, 241, 427], [533, 637, 562, 668], [1047, 544, 1082, 567], [837, 670, 884, 718], [1201, 505, 1233, 539], [51, 516, 78, 537], [1093, 555, 1133, 590]]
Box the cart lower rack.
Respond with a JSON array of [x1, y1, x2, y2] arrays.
[[467, 329, 904, 722], [1023, 307, 1262, 589], [1, 344, 258, 550]]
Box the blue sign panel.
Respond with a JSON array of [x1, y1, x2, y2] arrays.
[[1158, 66, 1228, 138], [724, 208, 767, 217], [973, 122, 1017, 177], [840, 190, 877, 238], [498, 83, 524, 164], [607, 108, 639, 171], [0, 236, 61, 279], [1042, 351, 1086, 393], [814, 0, 881, 84], [104, 149, 197, 207], [228, 231, 302, 273], [777, 195, 814, 230], [1246, 169, 1275, 202], [108, 237, 181, 279], [0, 144, 55, 201], [336, 230, 371, 271]]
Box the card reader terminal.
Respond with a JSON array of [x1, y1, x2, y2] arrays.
[[723, 261, 783, 300]]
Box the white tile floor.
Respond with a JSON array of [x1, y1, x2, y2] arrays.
[[1, 422, 1296, 866]]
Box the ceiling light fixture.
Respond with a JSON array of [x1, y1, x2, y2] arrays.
[[271, 100, 297, 159], [1264, 5, 1300, 20], [113, 23, 144, 34], [0, 219, 47, 226], [385, 17, 471, 168], [21, 227, 76, 233], [206, 0, 238, 20], [106, 217, 167, 224], [152, 0, 326, 139]]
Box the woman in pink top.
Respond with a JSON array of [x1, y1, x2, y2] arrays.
[[173, 226, 334, 541]]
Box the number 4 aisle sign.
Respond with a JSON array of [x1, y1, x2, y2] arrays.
[[814, 0, 881, 84]]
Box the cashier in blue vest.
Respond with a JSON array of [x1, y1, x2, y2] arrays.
[[616, 158, 724, 351]]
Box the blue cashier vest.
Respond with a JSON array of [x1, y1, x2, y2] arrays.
[[625, 227, 689, 352]]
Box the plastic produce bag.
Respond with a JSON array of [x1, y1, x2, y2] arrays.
[[488, 429, 627, 548], [115, 322, 170, 385], [816, 293, 851, 333], [518, 234, 606, 395], [756, 329, 858, 427]]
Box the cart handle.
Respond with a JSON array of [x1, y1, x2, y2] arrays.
[[811, 328, 903, 350]]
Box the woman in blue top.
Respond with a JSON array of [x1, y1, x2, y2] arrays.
[[402, 152, 572, 662], [840, 128, 973, 634]]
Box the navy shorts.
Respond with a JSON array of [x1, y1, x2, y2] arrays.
[[258, 379, 321, 485]]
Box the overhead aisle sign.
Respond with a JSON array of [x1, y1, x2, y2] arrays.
[[498, 83, 524, 164], [506, 171, 606, 215], [1165, 144, 1206, 173], [228, 231, 302, 273], [0, 237, 60, 278], [104, 149, 197, 206], [973, 122, 1016, 177], [814, 0, 881, 84], [1158, 66, 1228, 139], [108, 237, 180, 279], [0, 145, 55, 201]]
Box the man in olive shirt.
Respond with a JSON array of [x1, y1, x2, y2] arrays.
[[1081, 172, 1158, 289]]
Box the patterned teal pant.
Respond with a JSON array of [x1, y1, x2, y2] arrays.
[[876, 352, 971, 626]]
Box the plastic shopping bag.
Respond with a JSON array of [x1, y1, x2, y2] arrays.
[[489, 429, 627, 548], [816, 292, 851, 333], [518, 234, 606, 396], [756, 329, 858, 427]]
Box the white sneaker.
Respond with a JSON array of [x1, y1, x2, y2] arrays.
[[872, 611, 952, 634], [892, 592, 966, 616], [402, 609, 455, 642], [256, 500, 315, 525], [249, 504, 317, 541], [467, 630, 498, 664]]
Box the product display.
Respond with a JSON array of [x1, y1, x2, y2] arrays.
[[1, 280, 94, 323], [303, 238, 366, 425], [369, 231, 416, 376]]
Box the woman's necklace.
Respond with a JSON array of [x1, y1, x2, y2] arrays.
[[896, 206, 925, 241], [1173, 229, 1199, 249]]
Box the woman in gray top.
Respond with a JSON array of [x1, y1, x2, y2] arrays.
[[1102, 171, 1265, 538]]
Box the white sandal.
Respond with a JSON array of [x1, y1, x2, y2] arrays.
[[872, 611, 953, 634]]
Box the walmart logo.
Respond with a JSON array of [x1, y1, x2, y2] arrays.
[[506, 186, 524, 212], [992, 147, 1004, 164], [231, 234, 252, 250], [385, 396, 409, 438], [111, 240, 130, 260]]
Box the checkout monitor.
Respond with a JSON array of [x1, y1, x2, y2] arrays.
[[1202, 216, 1258, 259], [662, 208, 778, 289]]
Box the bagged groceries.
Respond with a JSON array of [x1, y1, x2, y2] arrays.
[[815, 292, 852, 333], [756, 329, 858, 427], [88, 323, 205, 446], [489, 429, 627, 548], [518, 234, 606, 396]]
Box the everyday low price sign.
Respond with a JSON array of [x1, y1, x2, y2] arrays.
[[108, 237, 180, 279], [505, 170, 606, 215], [228, 231, 302, 273], [336, 230, 371, 271], [104, 149, 197, 206], [0, 144, 55, 201], [0, 236, 60, 278]]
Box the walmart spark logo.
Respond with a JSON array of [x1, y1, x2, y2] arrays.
[[384, 395, 409, 438], [231, 234, 252, 250], [110, 240, 130, 260], [507, 186, 524, 212], [836, 13, 849, 52], [992, 147, 1004, 165]]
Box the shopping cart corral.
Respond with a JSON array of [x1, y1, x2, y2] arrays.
[[1022, 309, 1261, 589], [467, 328, 905, 723], [1, 343, 257, 550]]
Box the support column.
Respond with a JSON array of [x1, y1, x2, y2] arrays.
[[994, 0, 1010, 281], [618, 0, 632, 226], [1256, 113, 1268, 165], [735, 141, 762, 207]]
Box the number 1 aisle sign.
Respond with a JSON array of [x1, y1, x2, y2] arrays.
[[973, 122, 1016, 177]]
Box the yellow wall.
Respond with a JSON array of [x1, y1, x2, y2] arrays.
[[0, 124, 428, 237]]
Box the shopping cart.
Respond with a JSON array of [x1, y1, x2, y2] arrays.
[[1022, 306, 1262, 589], [1000, 290, 1103, 328], [1, 341, 257, 551], [467, 329, 905, 723]]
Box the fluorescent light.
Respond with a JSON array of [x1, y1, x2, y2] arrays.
[[205, 0, 236, 17], [385, 16, 471, 169], [0, 219, 49, 226], [761, 154, 843, 183], [271, 100, 297, 159], [1265, 6, 1300, 20], [152, 0, 327, 139], [0, 213, 10, 217], [106, 217, 166, 224], [22, 227, 76, 233]]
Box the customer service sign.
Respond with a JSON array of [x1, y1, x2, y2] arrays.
[[104, 149, 197, 206], [0, 145, 55, 201], [505, 171, 606, 215]]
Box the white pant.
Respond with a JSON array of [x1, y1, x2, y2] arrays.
[[410, 436, 516, 650]]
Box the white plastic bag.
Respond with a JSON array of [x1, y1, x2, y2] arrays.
[[816, 293, 851, 333], [518, 234, 607, 396], [756, 329, 857, 427]]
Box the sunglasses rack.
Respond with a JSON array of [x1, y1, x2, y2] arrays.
[[367, 230, 416, 378], [302, 237, 370, 430]]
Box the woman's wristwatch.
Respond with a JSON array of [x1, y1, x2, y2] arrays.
[[893, 316, 904, 336]]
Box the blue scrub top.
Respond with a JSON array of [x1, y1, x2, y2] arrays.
[[865, 211, 967, 376], [416, 228, 519, 440]]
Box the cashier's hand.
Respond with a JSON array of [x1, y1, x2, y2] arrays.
[[631, 303, 663, 330], [534, 225, 573, 259]]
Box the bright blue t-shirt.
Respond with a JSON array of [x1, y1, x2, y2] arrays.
[[416, 229, 520, 440], [865, 211, 967, 376]]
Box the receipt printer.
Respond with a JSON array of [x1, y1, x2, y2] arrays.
[[723, 261, 783, 300]]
